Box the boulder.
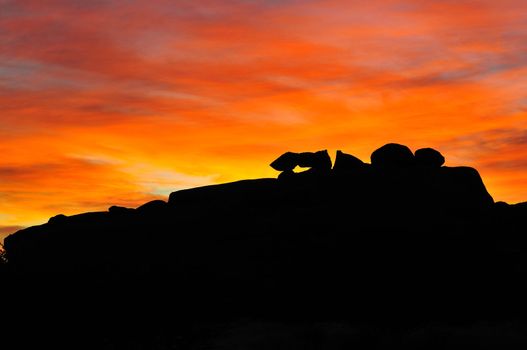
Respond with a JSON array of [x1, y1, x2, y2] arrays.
[[333, 150, 364, 172], [169, 179, 277, 206], [270, 152, 298, 171], [297, 150, 332, 171], [437, 166, 494, 210], [270, 150, 332, 173], [136, 200, 167, 213], [48, 214, 67, 224], [109, 206, 134, 215], [371, 143, 414, 168], [415, 148, 445, 167]]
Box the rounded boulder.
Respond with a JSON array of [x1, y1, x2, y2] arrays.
[[415, 148, 445, 167], [371, 143, 414, 168]]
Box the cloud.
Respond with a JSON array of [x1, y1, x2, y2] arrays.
[[1, 0, 527, 225], [484, 159, 527, 171], [450, 128, 527, 153]]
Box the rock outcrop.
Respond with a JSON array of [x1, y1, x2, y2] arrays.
[[268, 144, 492, 212], [3, 142, 523, 350]]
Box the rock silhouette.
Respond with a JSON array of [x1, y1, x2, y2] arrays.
[[270, 151, 297, 171], [2, 142, 526, 349], [108, 205, 133, 215], [136, 199, 167, 213], [48, 213, 67, 224], [415, 147, 445, 167], [332, 150, 364, 172], [270, 150, 332, 173], [370, 143, 414, 167]]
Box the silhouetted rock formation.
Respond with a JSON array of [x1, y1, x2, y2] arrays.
[[270, 151, 297, 171], [371, 143, 414, 168], [333, 150, 364, 173], [3, 142, 525, 349], [108, 205, 133, 215], [415, 147, 445, 167], [48, 213, 67, 224], [271, 150, 332, 173], [136, 199, 167, 213]]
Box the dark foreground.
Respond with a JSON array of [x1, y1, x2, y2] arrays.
[[2, 144, 527, 349]]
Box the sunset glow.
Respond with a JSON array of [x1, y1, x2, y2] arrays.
[[1, 0, 527, 240]]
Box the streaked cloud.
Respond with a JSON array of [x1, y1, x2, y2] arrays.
[[1, 0, 527, 236]]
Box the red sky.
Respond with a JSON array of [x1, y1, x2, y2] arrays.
[[1, 0, 527, 240]]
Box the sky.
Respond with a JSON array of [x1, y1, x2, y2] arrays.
[[1, 0, 527, 240]]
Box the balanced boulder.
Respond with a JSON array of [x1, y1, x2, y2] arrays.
[[270, 152, 298, 171], [415, 148, 445, 167], [270, 150, 332, 173], [371, 143, 414, 168]]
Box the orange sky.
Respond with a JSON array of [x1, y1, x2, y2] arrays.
[[1, 0, 527, 240]]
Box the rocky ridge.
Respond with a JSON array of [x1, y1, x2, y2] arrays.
[[2, 143, 526, 349]]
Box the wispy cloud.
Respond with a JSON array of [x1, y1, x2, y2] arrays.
[[1, 0, 527, 226]]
